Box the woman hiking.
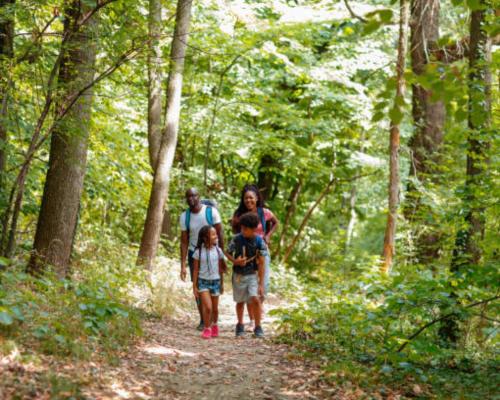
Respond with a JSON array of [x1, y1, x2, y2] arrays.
[[231, 184, 279, 329]]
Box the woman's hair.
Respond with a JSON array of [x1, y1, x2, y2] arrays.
[[196, 225, 214, 250], [239, 212, 260, 229], [235, 184, 265, 217]]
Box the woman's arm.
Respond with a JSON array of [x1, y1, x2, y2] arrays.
[[265, 211, 279, 243]]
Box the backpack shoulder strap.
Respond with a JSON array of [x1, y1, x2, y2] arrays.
[[185, 209, 191, 238], [206, 206, 214, 226], [257, 207, 266, 234]]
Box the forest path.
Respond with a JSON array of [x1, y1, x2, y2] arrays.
[[84, 292, 334, 400]]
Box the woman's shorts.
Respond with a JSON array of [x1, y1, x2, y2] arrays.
[[198, 278, 221, 296]]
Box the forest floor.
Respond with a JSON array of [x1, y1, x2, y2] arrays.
[[1, 289, 344, 400]]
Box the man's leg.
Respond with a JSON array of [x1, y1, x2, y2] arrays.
[[188, 251, 203, 329]]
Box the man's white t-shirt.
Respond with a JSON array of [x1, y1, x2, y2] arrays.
[[179, 205, 222, 251]]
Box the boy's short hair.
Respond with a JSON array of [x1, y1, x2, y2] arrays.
[[239, 212, 260, 229]]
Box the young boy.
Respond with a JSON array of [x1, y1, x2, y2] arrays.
[[226, 212, 268, 338]]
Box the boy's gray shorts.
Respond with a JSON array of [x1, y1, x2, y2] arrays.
[[232, 273, 258, 303]]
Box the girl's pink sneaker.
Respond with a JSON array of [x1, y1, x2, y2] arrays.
[[201, 328, 211, 339], [211, 325, 219, 338]]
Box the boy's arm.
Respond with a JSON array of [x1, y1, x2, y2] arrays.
[[192, 259, 200, 298], [223, 250, 246, 266], [257, 255, 265, 297]]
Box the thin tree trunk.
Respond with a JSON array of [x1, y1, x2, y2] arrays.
[[0, 0, 14, 182], [451, 2, 492, 269], [28, 1, 98, 276], [345, 184, 357, 252], [258, 154, 276, 202], [282, 176, 335, 265], [147, 0, 163, 169], [405, 0, 446, 264], [137, 0, 192, 269], [381, 0, 410, 274], [277, 178, 302, 254]]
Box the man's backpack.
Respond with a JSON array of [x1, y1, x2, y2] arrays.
[[185, 199, 218, 239]]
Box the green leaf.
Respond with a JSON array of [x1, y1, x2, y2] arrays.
[[389, 106, 403, 124], [0, 311, 13, 325]]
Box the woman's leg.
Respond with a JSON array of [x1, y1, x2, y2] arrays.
[[200, 291, 212, 328]]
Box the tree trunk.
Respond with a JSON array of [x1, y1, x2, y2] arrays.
[[28, 1, 98, 276], [137, 0, 192, 269], [405, 0, 446, 264], [147, 0, 163, 169], [282, 176, 335, 265], [345, 184, 357, 252], [277, 178, 302, 254], [258, 154, 276, 201], [451, 2, 492, 269], [381, 0, 410, 274], [0, 0, 14, 181]]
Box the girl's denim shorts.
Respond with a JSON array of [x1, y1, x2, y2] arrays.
[[198, 278, 221, 296]]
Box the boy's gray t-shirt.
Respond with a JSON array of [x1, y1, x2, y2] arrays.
[[179, 205, 222, 251], [193, 246, 224, 280]]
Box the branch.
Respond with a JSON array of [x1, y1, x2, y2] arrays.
[[397, 295, 500, 352], [16, 14, 59, 64], [343, 0, 367, 23]]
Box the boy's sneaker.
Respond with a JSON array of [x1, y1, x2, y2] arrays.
[[211, 325, 219, 338], [196, 321, 204, 331], [253, 325, 265, 338], [201, 328, 211, 339], [235, 323, 245, 337]]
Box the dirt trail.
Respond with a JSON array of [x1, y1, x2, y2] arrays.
[[83, 293, 332, 400]]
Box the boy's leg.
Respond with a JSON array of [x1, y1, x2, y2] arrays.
[[236, 302, 245, 324], [250, 296, 262, 327], [199, 291, 212, 328]]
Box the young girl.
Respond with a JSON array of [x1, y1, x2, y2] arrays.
[[192, 225, 227, 339]]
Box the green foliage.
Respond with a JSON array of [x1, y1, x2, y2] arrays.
[[273, 261, 499, 398], [0, 262, 141, 358]]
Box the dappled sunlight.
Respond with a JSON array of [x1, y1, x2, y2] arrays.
[[142, 345, 197, 358]]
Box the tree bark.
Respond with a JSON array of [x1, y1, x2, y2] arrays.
[[277, 178, 302, 254], [257, 154, 276, 201], [147, 0, 163, 169], [405, 0, 446, 264], [282, 176, 335, 265], [28, 1, 98, 276], [0, 0, 14, 182], [137, 0, 192, 269], [381, 0, 410, 274], [451, 1, 492, 269]]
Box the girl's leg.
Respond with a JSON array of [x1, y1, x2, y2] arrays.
[[200, 291, 212, 328], [246, 302, 254, 325], [211, 295, 219, 325]]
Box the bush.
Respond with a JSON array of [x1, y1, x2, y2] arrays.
[[272, 261, 499, 398]]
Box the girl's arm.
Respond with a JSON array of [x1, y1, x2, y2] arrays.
[[192, 259, 200, 298]]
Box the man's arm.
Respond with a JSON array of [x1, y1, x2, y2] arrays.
[[180, 230, 189, 281], [192, 258, 200, 298]]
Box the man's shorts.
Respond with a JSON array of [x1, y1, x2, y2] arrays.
[[232, 273, 259, 303], [198, 278, 221, 296]]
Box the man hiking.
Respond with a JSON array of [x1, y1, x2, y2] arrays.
[[180, 188, 224, 330]]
